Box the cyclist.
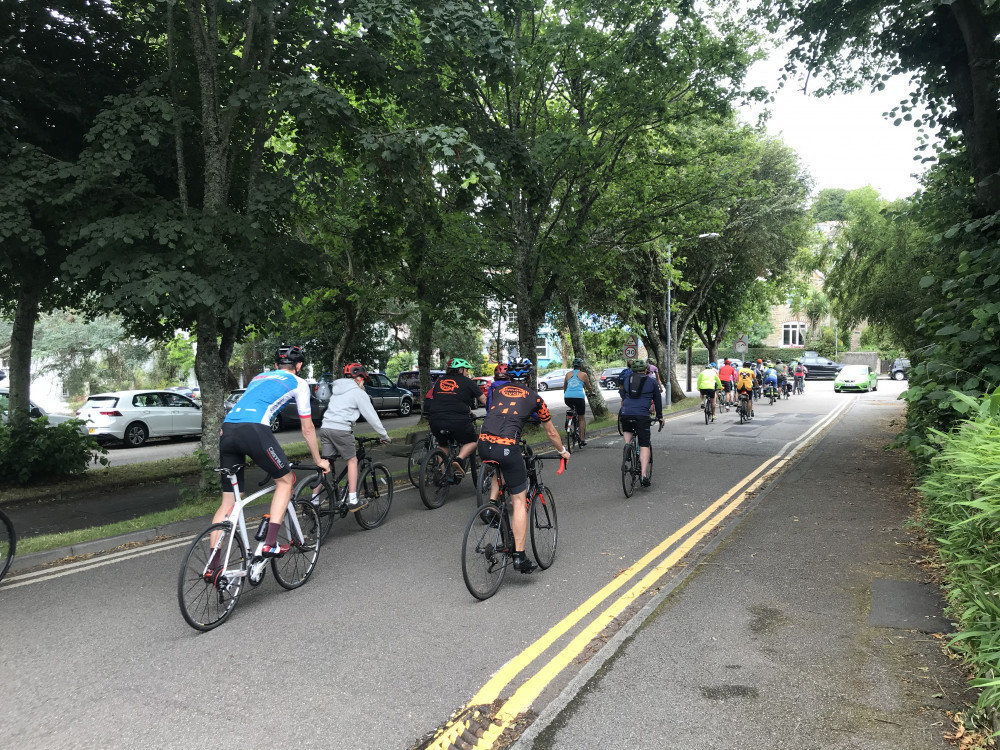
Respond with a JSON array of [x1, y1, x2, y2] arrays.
[[792, 359, 808, 393], [718, 358, 737, 406], [736, 362, 757, 418], [647, 360, 664, 392], [478, 358, 570, 574], [427, 357, 486, 478], [213, 345, 330, 564], [316, 363, 391, 511], [562, 357, 593, 446], [697, 361, 724, 422], [763, 361, 779, 399], [619, 358, 664, 486], [776, 358, 789, 396], [485, 363, 509, 411]]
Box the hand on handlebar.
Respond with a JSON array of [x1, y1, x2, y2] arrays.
[[658, 418, 665, 432], [317, 457, 331, 474], [379, 436, 391, 444]]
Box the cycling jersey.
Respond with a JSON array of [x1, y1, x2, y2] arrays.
[[225, 369, 312, 426], [427, 372, 480, 418], [736, 368, 755, 391], [564, 370, 586, 398], [621, 373, 663, 419], [696, 368, 723, 390], [480, 383, 551, 445], [719, 364, 736, 383], [484, 379, 508, 411]]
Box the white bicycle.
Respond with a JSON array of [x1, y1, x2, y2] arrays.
[[177, 463, 322, 631]]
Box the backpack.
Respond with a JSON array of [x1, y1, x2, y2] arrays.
[[626, 373, 648, 399], [794, 364, 804, 375], [737, 370, 753, 390]]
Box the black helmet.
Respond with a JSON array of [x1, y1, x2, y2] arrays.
[[276, 345, 305, 365], [572, 357, 583, 369], [507, 358, 533, 382]]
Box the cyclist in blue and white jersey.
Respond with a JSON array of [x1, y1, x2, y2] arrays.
[[763, 361, 779, 398], [562, 358, 593, 446], [211, 345, 330, 564]]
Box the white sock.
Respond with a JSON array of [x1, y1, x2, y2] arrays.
[[349, 492, 358, 502]]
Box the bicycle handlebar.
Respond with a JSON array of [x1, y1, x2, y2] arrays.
[[535, 454, 568, 475]]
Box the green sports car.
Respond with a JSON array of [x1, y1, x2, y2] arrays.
[[834, 365, 879, 393]]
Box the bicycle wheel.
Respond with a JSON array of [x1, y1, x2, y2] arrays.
[[704, 398, 710, 425], [355, 463, 393, 530], [617, 409, 624, 436], [408, 436, 431, 488], [477, 462, 498, 508], [462, 503, 509, 600], [178, 522, 246, 632], [271, 499, 321, 590], [419, 449, 450, 509], [530, 485, 558, 569], [292, 473, 337, 543], [0, 509, 15, 583], [622, 442, 638, 498]]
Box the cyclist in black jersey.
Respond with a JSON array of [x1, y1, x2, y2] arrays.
[[427, 357, 486, 478], [478, 358, 570, 574]]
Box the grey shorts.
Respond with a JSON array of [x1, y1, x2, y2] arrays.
[[319, 428, 356, 461]]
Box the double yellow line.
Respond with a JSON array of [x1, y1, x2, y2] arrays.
[[423, 400, 851, 750]]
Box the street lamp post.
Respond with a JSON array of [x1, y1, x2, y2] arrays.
[[666, 233, 720, 408]]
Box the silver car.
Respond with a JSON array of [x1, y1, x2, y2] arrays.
[[0, 388, 78, 427], [536, 368, 573, 391], [77, 390, 203, 447]]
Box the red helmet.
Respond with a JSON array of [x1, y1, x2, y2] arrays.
[[724, 359, 730, 365], [343, 362, 369, 381], [494, 363, 509, 379]]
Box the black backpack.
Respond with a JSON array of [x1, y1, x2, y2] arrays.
[[625, 372, 648, 399]]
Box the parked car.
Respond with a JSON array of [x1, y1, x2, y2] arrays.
[[77, 389, 203, 447], [796, 352, 845, 379], [165, 385, 198, 400], [395, 369, 445, 410], [472, 376, 493, 397], [365, 372, 415, 417], [889, 357, 910, 381], [0, 388, 78, 428], [834, 365, 879, 393], [536, 368, 572, 391], [600, 367, 626, 389]]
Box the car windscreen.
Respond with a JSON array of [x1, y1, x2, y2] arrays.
[[81, 396, 120, 409], [839, 366, 868, 377]]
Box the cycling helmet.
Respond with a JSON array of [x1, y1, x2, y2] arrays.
[[708, 361, 717, 369], [493, 363, 509, 380], [343, 362, 369, 381], [447, 357, 473, 370], [724, 359, 730, 365], [276, 345, 305, 365], [776, 359, 783, 364], [757, 358, 763, 364], [632, 358, 649, 372], [572, 357, 583, 369], [507, 358, 533, 382]]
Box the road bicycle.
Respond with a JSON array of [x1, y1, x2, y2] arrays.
[[621, 418, 663, 497], [617, 408, 624, 436], [290, 436, 393, 542], [565, 406, 583, 453], [764, 383, 778, 405], [0, 507, 15, 583], [407, 431, 436, 487], [419, 417, 483, 509], [781, 379, 792, 399], [462, 447, 565, 600], [701, 390, 722, 424], [737, 391, 753, 424], [793, 376, 805, 395], [177, 463, 322, 631]]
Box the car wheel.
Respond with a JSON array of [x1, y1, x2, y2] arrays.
[[538, 382, 548, 391], [893, 371, 905, 381], [398, 399, 412, 417], [124, 421, 148, 448], [270, 414, 282, 433]]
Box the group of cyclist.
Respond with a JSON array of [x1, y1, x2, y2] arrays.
[[697, 357, 809, 421]]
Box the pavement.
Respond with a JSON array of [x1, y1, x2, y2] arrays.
[[512, 394, 970, 749]]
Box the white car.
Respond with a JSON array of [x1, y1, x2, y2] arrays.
[[77, 390, 203, 447]]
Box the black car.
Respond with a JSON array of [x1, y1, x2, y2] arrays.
[[395, 369, 445, 410], [224, 388, 323, 432], [889, 357, 910, 381], [796, 354, 844, 380], [600, 367, 626, 389], [365, 372, 415, 417]]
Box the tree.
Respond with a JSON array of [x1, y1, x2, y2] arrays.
[[810, 189, 849, 222]]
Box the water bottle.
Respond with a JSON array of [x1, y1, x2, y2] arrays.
[[254, 514, 270, 541]]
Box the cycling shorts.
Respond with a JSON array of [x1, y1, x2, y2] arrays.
[[738, 386, 753, 396], [478, 440, 529, 495], [699, 388, 718, 398], [621, 414, 653, 448], [429, 416, 477, 446], [219, 422, 291, 493], [722, 381, 733, 392], [564, 397, 586, 417]]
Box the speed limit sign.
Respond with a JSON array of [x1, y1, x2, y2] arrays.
[[624, 345, 638, 359]]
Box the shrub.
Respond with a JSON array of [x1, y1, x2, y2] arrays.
[[0, 418, 109, 485]]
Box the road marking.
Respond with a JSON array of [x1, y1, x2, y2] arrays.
[[424, 398, 853, 749]]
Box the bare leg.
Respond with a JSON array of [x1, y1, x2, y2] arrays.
[[510, 489, 529, 551]]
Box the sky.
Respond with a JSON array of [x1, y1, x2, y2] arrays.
[[744, 58, 929, 201]]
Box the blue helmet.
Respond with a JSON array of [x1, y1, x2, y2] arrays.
[[507, 358, 533, 382], [709, 361, 718, 369]]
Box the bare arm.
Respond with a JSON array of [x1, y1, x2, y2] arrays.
[[299, 419, 330, 473], [542, 419, 571, 461]]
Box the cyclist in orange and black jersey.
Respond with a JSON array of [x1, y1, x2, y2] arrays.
[[478, 358, 570, 574], [427, 357, 486, 477]]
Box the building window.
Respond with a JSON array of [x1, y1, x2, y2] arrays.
[[782, 322, 806, 347], [535, 336, 548, 358]]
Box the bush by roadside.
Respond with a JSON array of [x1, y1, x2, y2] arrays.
[[0, 418, 108, 485], [918, 389, 1000, 725]]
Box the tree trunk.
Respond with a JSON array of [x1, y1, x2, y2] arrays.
[[562, 295, 608, 419], [416, 307, 434, 424], [194, 310, 226, 475], [7, 284, 41, 429]]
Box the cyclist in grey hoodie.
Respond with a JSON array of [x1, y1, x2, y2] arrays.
[[318, 363, 390, 510]]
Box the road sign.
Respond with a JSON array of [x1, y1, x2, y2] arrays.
[[623, 334, 638, 360], [734, 340, 748, 353]]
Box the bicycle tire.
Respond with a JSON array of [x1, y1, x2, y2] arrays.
[[704, 398, 710, 425], [0, 509, 15, 583], [292, 472, 337, 543], [178, 522, 246, 632], [408, 436, 431, 488], [462, 503, 509, 600], [477, 462, 498, 508], [355, 463, 393, 530], [617, 409, 624, 436], [271, 499, 321, 590], [419, 448, 450, 509], [622, 440, 638, 498], [530, 485, 558, 569]]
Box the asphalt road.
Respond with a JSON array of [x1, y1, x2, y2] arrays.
[[1, 380, 907, 749]]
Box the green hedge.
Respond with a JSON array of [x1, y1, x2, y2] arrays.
[[0, 418, 108, 485]]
